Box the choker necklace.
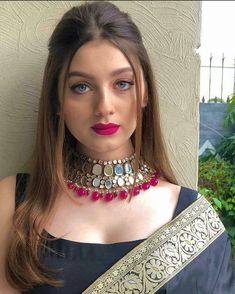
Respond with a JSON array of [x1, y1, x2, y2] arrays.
[[66, 153, 160, 202]]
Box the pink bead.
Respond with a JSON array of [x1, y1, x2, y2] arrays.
[[91, 191, 101, 201], [154, 171, 160, 178], [104, 192, 114, 202], [142, 181, 150, 190], [76, 187, 87, 196], [150, 177, 158, 186], [67, 181, 75, 190], [119, 190, 128, 199], [132, 186, 140, 196]]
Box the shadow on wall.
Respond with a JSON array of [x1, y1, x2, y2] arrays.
[[0, 59, 43, 179]]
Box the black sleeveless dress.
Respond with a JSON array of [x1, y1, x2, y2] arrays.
[[15, 174, 234, 294]]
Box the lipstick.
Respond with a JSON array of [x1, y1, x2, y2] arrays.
[[91, 123, 120, 136]]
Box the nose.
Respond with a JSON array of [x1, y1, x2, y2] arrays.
[[95, 88, 114, 117]]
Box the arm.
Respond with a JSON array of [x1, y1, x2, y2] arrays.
[[0, 176, 21, 294]]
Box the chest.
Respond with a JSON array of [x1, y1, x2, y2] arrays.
[[45, 184, 180, 243]]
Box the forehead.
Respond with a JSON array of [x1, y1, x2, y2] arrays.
[[69, 39, 133, 74]]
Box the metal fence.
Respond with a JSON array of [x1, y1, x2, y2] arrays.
[[201, 54, 235, 103]]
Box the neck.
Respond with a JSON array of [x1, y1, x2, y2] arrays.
[[76, 142, 135, 162]]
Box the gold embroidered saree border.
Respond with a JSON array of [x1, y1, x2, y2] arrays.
[[82, 196, 225, 294]]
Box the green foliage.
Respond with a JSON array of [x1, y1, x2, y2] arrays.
[[198, 155, 235, 199], [198, 155, 235, 257], [224, 93, 235, 128], [216, 135, 235, 164], [199, 93, 235, 256], [215, 93, 235, 164]]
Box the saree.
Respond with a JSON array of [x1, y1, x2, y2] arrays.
[[15, 175, 234, 294], [81, 195, 234, 294]]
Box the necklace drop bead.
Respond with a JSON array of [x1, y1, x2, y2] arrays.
[[76, 187, 87, 196], [132, 186, 140, 196], [91, 191, 101, 201], [119, 190, 128, 199], [104, 192, 114, 202], [142, 181, 150, 190], [67, 181, 75, 190], [150, 177, 158, 186], [154, 171, 160, 178]]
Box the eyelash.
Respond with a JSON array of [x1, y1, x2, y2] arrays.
[[70, 83, 90, 94], [116, 80, 134, 90], [70, 80, 134, 94]]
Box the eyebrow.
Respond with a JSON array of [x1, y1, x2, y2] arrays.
[[67, 67, 133, 79]]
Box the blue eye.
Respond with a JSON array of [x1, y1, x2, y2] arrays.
[[116, 81, 134, 90], [71, 83, 90, 94]]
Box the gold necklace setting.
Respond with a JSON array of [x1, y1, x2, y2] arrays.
[[66, 153, 160, 202]]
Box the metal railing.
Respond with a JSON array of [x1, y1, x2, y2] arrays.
[[201, 96, 231, 103], [201, 53, 235, 103]]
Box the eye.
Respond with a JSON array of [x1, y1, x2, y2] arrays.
[[116, 80, 134, 90], [70, 83, 90, 94]]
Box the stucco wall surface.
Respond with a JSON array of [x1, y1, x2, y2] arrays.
[[0, 1, 201, 188]]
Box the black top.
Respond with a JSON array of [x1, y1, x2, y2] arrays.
[[15, 174, 235, 294]]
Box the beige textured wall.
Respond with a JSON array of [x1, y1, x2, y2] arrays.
[[0, 1, 201, 188]]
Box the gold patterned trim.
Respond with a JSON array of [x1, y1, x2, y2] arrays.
[[82, 195, 225, 294]]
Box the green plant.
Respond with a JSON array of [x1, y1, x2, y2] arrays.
[[198, 155, 235, 257], [224, 93, 235, 128], [198, 155, 235, 200], [199, 94, 235, 257], [216, 93, 235, 164], [216, 135, 235, 164]]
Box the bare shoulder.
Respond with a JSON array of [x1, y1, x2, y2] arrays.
[[147, 177, 182, 215], [0, 175, 17, 239], [157, 177, 181, 200], [142, 177, 181, 215], [0, 175, 17, 213], [0, 175, 20, 294]]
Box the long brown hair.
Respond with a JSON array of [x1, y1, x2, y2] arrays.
[[6, 1, 178, 290]]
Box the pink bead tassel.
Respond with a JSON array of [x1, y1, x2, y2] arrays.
[[66, 170, 160, 202], [91, 191, 101, 201]]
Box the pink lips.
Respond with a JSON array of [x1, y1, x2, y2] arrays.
[[91, 123, 120, 135]]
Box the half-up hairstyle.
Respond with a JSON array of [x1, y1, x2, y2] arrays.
[[6, 1, 178, 290]]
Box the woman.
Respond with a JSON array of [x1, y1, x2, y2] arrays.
[[0, 1, 234, 293]]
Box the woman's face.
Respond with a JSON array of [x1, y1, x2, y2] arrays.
[[61, 39, 146, 160]]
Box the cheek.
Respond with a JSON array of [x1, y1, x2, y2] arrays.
[[64, 108, 77, 126], [63, 100, 85, 122], [63, 106, 83, 135], [127, 100, 137, 119], [122, 102, 137, 131]]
